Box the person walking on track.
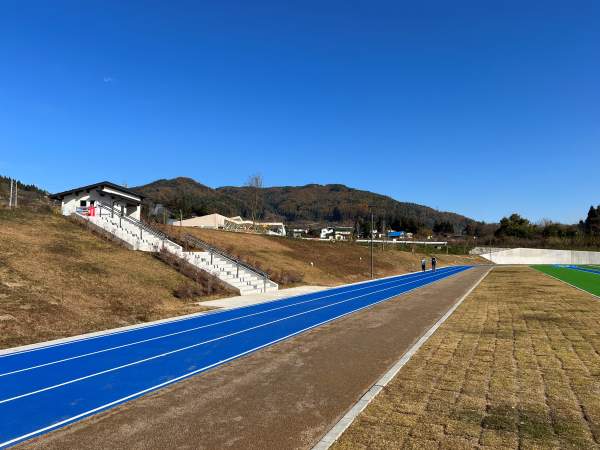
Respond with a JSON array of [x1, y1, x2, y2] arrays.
[[431, 256, 437, 271], [421, 257, 426, 272]]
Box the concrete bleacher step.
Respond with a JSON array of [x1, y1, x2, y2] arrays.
[[82, 211, 277, 296]]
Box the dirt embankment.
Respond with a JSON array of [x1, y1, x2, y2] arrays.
[[173, 227, 485, 286], [0, 208, 212, 349]]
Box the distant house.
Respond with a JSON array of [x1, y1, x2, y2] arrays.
[[49, 181, 144, 220], [291, 228, 309, 238], [388, 231, 405, 239], [334, 226, 354, 240], [320, 226, 354, 241], [387, 230, 414, 240], [320, 227, 334, 239]]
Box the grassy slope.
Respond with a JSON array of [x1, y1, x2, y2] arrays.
[[334, 267, 600, 449], [174, 227, 485, 287], [0, 208, 211, 349], [532, 265, 600, 296]]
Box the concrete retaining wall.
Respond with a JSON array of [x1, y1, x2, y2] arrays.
[[480, 247, 600, 265], [469, 247, 510, 256]]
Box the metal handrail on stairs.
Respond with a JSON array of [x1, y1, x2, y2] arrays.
[[95, 201, 171, 245], [181, 234, 275, 292], [83, 202, 276, 293]]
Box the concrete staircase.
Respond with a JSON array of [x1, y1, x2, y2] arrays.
[[75, 202, 278, 295]]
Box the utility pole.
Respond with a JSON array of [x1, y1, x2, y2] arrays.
[[8, 179, 13, 208], [14, 181, 17, 208], [369, 205, 374, 278]]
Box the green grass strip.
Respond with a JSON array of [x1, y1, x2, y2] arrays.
[[532, 265, 600, 297]]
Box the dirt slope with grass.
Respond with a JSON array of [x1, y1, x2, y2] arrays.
[[333, 266, 600, 449], [171, 227, 485, 286], [0, 207, 212, 349]]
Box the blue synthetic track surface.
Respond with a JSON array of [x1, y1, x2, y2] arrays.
[[0, 265, 471, 448]]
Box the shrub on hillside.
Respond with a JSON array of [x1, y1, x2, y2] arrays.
[[274, 269, 304, 285], [173, 283, 206, 300]]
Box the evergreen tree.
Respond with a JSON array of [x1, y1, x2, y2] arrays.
[[584, 205, 600, 235]]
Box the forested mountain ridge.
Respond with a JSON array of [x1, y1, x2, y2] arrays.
[[133, 177, 473, 232]]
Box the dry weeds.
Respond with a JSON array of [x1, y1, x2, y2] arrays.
[[333, 267, 600, 449], [174, 228, 485, 287]]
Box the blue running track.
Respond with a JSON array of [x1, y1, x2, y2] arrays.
[[0, 265, 471, 448], [562, 265, 600, 275]]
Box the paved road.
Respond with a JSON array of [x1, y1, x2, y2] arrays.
[[0, 266, 470, 448]]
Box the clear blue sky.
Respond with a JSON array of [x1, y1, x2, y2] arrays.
[[1, 1, 598, 224]]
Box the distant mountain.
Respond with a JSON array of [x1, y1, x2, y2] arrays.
[[133, 177, 474, 232], [134, 177, 243, 217]]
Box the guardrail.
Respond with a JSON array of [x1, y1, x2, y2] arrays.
[[182, 234, 274, 291], [95, 201, 170, 244]]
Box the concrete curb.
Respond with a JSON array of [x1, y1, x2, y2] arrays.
[[0, 308, 222, 357], [311, 267, 492, 450]]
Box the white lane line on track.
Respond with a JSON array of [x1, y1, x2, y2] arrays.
[[0, 267, 465, 406], [566, 265, 600, 275], [0, 266, 469, 449], [1, 267, 450, 358], [0, 268, 458, 378], [3, 266, 457, 358]]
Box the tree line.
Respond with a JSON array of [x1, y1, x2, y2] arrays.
[[459, 206, 600, 250]]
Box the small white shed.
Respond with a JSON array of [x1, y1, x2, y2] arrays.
[[50, 181, 144, 220]]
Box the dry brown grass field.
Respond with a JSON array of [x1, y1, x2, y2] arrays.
[[0, 208, 213, 349], [170, 227, 485, 286], [333, 266, 600, 450]]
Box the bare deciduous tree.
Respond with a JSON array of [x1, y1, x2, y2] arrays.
[[245, 174, 263, 226]]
